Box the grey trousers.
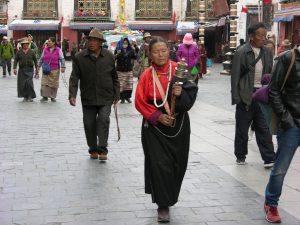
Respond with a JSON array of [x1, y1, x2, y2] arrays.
[[82, 105, 111, 154]]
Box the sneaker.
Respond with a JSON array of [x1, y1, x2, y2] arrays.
[[40, 97, 48, 103], [264, 203, 281, 223], [99, 153, 108, 161], [157, 207, 170, 223], [264, 161, 274, 169], [51, 98, 56, 102], [236, 158, 246, 165], [89, 152, 98, 159]]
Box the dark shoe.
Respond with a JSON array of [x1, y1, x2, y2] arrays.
[[22, 98, 28, 102], [264, 161, 274, 169], [157, 207, 170, 223], [40, 97, 48, 103], [126, 98, 132, 103], [236, 158, 246, 165], [27, 97, 33, 102], [264, 203, 281, 223], [51, 98, 56, 102], [120, 99, 125, 104], [3, 75, 6, 78]]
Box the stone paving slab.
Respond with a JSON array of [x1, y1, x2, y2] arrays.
[[0, 62, 299, 225]]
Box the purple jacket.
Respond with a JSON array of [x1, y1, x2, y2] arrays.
[[176, 44, 200, 70]]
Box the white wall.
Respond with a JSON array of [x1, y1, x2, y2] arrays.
[[60, 0, 74, 27], [124, 0, 135, 21], [7, 0, 23, 38]]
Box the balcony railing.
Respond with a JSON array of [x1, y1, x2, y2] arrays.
[[135, 10, 172, 20], [23, 10, 58, 19], [73, 10, 111, 21]]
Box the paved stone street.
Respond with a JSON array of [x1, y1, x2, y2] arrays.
[[0, 61, 299, 225]]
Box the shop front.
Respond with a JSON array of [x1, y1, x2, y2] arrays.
[[273, 5, 300, 47], [9, 19, 61, 55], [67, 21, 115, 48], [127, 21, 175, 41]]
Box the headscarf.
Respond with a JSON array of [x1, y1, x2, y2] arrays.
[[116, 37, 132, 56]]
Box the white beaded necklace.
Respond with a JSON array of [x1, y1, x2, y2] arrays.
[[152, 62, 172, 108]]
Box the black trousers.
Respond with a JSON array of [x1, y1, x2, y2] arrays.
[[82, 105, 111, 154], [234, 101, 275, 162]]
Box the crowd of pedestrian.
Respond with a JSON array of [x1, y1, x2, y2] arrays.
[[1, 22, 299, 224]]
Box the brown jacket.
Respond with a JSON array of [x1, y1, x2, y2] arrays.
[[69, 48, 120, 106]]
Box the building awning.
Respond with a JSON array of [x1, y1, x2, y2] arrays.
[[0, 25, 7, 34], [9, 20, 60, 30], [69, 21, 115, 30], [127, 21, 174, 31], [273, 8, 300, 22], [176, 22, 197, 35]]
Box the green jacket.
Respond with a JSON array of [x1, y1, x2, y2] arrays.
[[0, 42, 14, 60]]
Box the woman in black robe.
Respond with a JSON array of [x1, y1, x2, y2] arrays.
[[135, 37, 198, 223], [13, 37, 38, 102]]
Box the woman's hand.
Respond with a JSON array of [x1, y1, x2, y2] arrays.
[[13, 69, 17, 75], [172, 82, 182, 96], [158, 114, 174, 127], [61, 68, 65, 73]]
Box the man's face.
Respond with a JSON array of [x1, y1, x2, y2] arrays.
[[87, 37, 102, 52], [251, 28, 267, 48]]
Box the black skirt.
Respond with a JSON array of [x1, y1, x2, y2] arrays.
[[141, 112, 190, 206], [17, 67, 36, 98]]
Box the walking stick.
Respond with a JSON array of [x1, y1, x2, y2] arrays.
[[113, 103, 121, 141]]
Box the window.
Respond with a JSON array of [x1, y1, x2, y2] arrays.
[[186, 0, 199, 19], [75, 0, 110, 18], [135, 0, 172, 19], [24, 0, 57, 18]]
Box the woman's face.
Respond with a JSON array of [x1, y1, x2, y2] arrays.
[[22, 43, 29, 49], [122, 40, 129, 48], [150, 42, 169, 67], [47, 39, 55, 48]]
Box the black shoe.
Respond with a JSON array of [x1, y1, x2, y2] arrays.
[[40, 97, 48, 103], [157, 207, 170, 223], [236, 158, 246, 165], [120, 99, 125, 104], [51, 98, 56, 102], [22, 98, 28, 102], [126, 98, 132, 103], [264, 161, 274, 169]]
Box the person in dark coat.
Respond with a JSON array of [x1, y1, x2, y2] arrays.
[[69, 29, 120, 161], [13, 37, 38, 102], [135, 37, 198, 223], [264, 46, 300, 223], [231, 22, 275, 167], [114, 37, 136, 103]]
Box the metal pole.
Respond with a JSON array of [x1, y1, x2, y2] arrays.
[[258, 0, 261, 22]]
